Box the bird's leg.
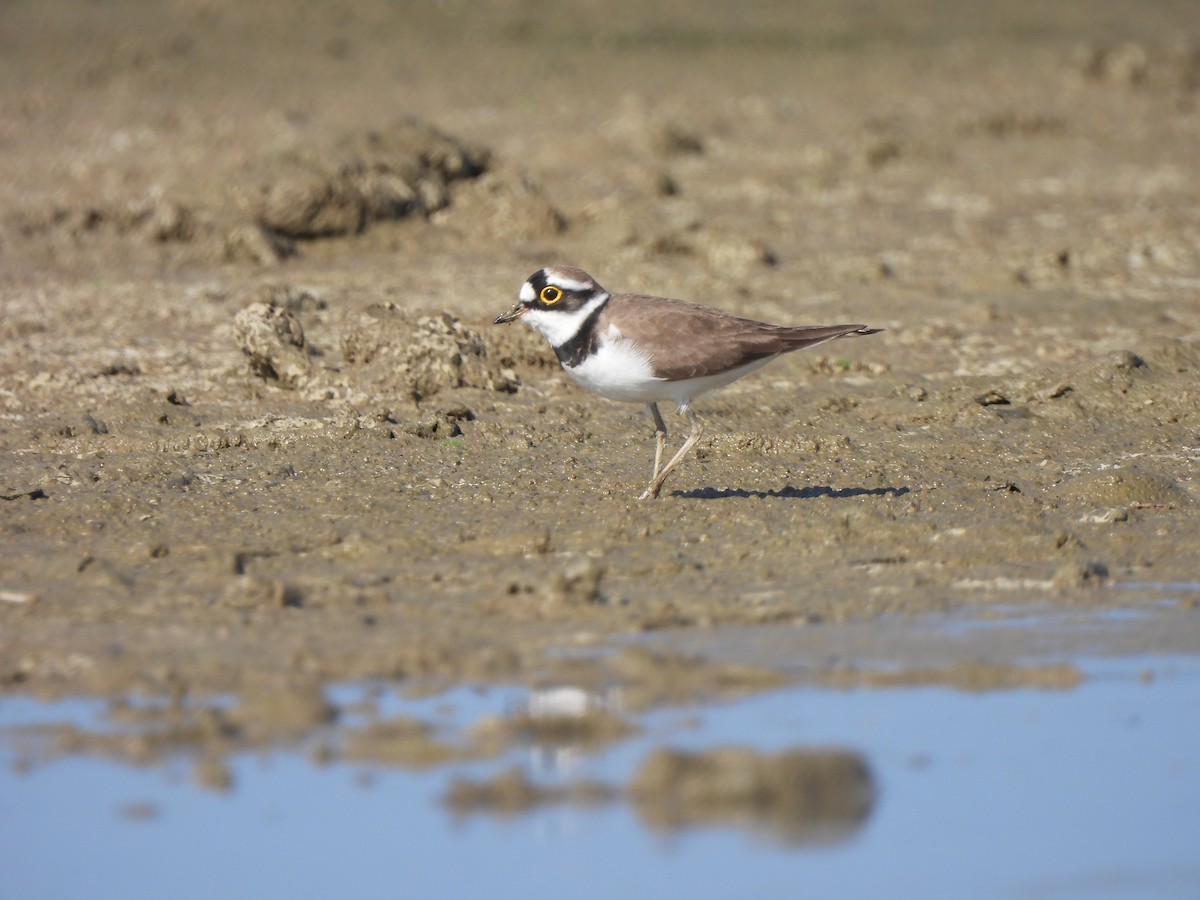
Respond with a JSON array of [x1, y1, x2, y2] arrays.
[[647, 402, 668, 482], [639, 408, 703, 501]]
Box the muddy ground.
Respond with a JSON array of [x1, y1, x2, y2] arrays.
[[2, 0, 1200, 755]]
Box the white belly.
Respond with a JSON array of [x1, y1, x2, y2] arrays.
[[566, 339, 777, 410], [566, 338, 664, 403]]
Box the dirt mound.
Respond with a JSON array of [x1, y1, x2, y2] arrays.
[[340, 305, 519, 401], [235, 118, 490, 241], [2, 117, 497, 270]]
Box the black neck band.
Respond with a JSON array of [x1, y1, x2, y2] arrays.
[[553, 296, 608, 369]]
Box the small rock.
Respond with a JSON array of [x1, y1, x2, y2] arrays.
[[975, 389, 1010, 406], [1080, 507, 1129, 524], [1039, 382, 1074, 400]]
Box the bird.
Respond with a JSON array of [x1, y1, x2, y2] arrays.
[[494, 266, 880, 500]]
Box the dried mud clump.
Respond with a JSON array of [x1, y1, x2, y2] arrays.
[[232, 302, 312, 388], [1053, 468, 1190, 510], [0, 118, 508, 270], [235, 118, 490, 240], [629, 746, 874, 843], [341, 306, 518, 400], [432, 172, 567, 240], [6, 194, 204, 250]]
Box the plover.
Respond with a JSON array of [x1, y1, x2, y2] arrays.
[[495, 266, 879, 500]]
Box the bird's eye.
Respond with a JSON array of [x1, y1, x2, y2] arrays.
[[539, 285, 563, 305]]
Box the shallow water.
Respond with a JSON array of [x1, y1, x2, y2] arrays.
[[3, 653, 1198, 900]]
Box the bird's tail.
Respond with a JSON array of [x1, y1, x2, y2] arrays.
[[779, 324, 881, 353]]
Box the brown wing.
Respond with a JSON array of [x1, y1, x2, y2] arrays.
[[598, 293, 876, 382]]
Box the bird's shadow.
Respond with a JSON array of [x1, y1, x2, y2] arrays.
[[675, 484, 911, 501]]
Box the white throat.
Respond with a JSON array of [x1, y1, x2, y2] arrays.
[[522, 293, 608, 348]]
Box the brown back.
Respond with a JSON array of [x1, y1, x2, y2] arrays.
[[598, 293, 872, 381]]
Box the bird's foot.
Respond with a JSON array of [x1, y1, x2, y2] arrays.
[[637, 483, 662, 501]]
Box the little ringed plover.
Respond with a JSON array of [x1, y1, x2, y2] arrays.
[[495, 266, 880, 500]]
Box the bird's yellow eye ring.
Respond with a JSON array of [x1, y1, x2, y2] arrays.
[[539, 285, 563, 305]]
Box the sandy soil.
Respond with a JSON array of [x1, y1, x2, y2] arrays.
[[2, 0, 1199, 737]]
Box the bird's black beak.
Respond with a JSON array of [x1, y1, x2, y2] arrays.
[[494, 302, 525, 325]]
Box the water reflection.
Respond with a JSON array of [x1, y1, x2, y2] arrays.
[[447, 684, 876, 844], [627, 745, 872, 846], [2, 656, 1199, 899], [0, 680, 872, 845]]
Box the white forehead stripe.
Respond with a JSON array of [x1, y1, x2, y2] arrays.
[[519, 281, 536, 301], [544, 271, 593, 293]]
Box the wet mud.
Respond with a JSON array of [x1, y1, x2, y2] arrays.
[[2, 0, 1200, 774]]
